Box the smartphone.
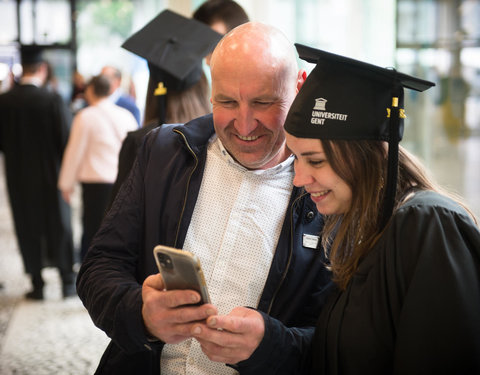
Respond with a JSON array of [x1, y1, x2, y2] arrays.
[[153, 245, 211, 304]]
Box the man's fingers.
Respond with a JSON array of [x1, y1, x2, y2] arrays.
[[141, 274, 219, 344], [144, 274, 205, 308], [165, 303, 217, 324], [206, 308, 264, 334], [190, 307, 265, 363], [159, 289, 202, 309], [207, 315, 243, 332], [193, 328, 252, 364], [164, 322, 207, 343], [144, 273, 165, 290], [191, 321, 240, 347], [196, 339, 236, 363]]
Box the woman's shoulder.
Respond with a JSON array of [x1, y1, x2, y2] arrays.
[[368, 190, 479, 281], [378, 189, 478, 257], [383, 189, 479, 262], [396, 190, 471, 220]]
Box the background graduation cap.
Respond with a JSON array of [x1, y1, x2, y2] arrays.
[[20, 45, 45, 65], [122, 9, 222, 124], [285, 43, 435, 228]]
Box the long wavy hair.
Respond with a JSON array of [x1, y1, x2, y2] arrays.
[[320, 139, 476, 290]]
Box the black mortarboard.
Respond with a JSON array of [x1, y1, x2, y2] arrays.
[[122, 9, 222, 92], [122, 9, 222, 124], [285, 43, 435, 227], [20, 45, 45, 65]]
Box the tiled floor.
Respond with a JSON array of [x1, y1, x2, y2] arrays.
[[0, 156, 109, 375], [0, 136, 479, 374]]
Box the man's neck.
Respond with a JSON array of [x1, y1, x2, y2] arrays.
[[20, 74, 44, 87], [88, 97, 109, 106]]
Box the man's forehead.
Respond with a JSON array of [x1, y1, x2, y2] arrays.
[[212, 74, 285, 99], [211, 29, 290, 74]]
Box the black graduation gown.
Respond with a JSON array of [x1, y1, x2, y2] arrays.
[[311, 190, 480, 375], [0, 83, 74, 277]]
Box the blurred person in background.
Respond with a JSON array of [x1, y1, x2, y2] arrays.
[[71, 70, 87, 114], [193, 0, 249, 65], [58, 75, 137, 261], [101, 65, 141, 126], [0, 46, 76, 299], [42, 61, 59, 92], [0, 65, 15, 93]]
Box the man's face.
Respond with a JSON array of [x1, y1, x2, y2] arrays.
[[100, 66, 120, 93], [211, 60, 298, 170]]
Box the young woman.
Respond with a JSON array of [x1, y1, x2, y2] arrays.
[[284, 44, 480, 374]]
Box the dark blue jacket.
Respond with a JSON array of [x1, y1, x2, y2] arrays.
[[77, 114, 332, 374]]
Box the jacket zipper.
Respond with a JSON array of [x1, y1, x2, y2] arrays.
[[266, 192, 307, 314], [173, 128, 199, 247]]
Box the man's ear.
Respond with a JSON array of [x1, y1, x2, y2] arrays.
[[38, 62, 49, 84], [296, 69, 307, 93]]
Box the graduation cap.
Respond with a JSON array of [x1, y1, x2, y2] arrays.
[[122, 10, 222, 123], [122, 9, 222, 123], [20, 45, 45, 65], [285, 43, 435, 227]]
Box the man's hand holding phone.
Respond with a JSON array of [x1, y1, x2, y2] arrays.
[[143, 245, 264, 360], [142, 273, 217, 344], [190, 306, 265, 364]]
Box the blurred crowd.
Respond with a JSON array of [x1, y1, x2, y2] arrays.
[[0, 0, 248, 300]]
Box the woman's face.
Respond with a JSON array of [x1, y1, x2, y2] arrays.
[[286, 133, 352, 215]]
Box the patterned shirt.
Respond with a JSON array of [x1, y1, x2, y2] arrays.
[[161, 135, 294, 374]]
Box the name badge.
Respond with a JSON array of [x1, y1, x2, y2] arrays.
[[303, 234, 320, 249]]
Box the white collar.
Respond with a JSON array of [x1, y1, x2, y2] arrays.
[[211, 135, 294, 176]]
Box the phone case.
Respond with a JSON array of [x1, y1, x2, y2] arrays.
[[153, 245, 211, 304]]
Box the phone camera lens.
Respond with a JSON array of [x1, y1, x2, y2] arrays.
[[158, 254, 173, 269]]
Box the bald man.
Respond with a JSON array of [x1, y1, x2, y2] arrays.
[[101, 65, 141, 126], [77, 22, 332, 375]]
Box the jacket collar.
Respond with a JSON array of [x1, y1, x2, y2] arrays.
[[172, 113, 215, 155]]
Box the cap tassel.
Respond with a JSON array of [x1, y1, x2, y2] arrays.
[[154, 82, 167, 96], [381, 96, 401, 229], [157, 94, 166, 125]]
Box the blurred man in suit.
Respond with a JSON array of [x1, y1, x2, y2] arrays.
[[0, 46, 76, 299]]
